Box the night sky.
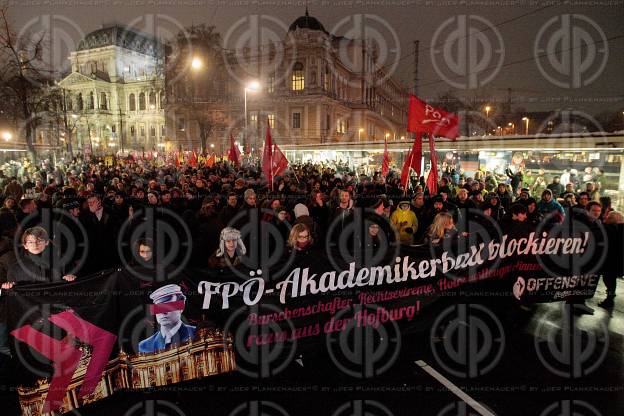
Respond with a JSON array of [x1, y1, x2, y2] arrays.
[[8, 0, 624, 115]]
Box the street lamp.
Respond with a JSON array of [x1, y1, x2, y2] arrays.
[[508, 122, 515, 135], [385, 132, 390, 141], [191, 57, 202, 70], [358, 128, 364, 141], [1, 131, 12, 141], [485, 105, 491, 118], [522, 117, 529, 135], [244, 80, 261, 156]]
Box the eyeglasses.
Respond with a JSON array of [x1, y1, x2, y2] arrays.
[[25, 238, 46, 246], [297, 234, 310, 240]]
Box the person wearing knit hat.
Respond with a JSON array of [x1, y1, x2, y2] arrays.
[[208, 227, 246, 270], [138, 284, 196, 353], [293, 203, 310, 219]]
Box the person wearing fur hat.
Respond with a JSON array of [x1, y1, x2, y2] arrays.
[[208, 227, 246, 270]]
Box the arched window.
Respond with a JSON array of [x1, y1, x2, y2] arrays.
[[139, 92, 146, 110], [129, 93, 136, 111], [100, 92, 107, 110], [66, 97, 73, 111], [149, 91, 156, 108], [159, 92, 165, 109], [88, 91, 94, 110], [77, 93, 83, 111], [291, 62, 304, 91]]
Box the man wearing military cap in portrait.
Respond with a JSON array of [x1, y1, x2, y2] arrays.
[[138, 284, 196, 353]]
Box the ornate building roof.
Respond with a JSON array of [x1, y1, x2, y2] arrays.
[[76, 25, 162, 57], [288, 9, 329, 34]]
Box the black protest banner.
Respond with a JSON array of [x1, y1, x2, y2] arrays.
[[2, 221, 603, 415]]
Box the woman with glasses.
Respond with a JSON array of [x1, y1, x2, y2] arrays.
[[1, 226, 77, 289]]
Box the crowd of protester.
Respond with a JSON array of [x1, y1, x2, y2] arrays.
[[0, 155, 622, 357]]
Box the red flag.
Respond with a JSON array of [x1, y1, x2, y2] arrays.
[[407, 95, 460, 139], [189, 151, 198, 168], [426, 135, 439, 195], [381, 138, 390, 176], [262, 121, 273, 189], [228, 134, 241, 167], [206, 153, 215, 168], [400, 149, 412, 189], [399, 133, 423, 189], [174, 151, 180, 167], [245, 144, 251, 155], [272, 143, 289, 178]]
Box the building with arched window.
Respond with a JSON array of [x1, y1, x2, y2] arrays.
[[167, 10, 408, 155], [58, 25, 166, 153]]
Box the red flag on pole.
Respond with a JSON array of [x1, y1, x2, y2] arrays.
[[189, 151, 198, 168], [228, 133, 241, 167], [271, 143, 289, 178], [262, 120, 273, 189], [400, 132, 423, 189], [400, 149, 412, 189], [381, 138, 390, 177], [426, 135, 440, 195], [407, 95, 460, 140], [206, 153, 215, 168]]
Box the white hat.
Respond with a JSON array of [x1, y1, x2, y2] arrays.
[[293, 203, 309, 218], [149, 284, 186, 304]]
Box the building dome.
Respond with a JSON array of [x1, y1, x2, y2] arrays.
[[77, 25, 161, 57], [288, 9, 328, 34]]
